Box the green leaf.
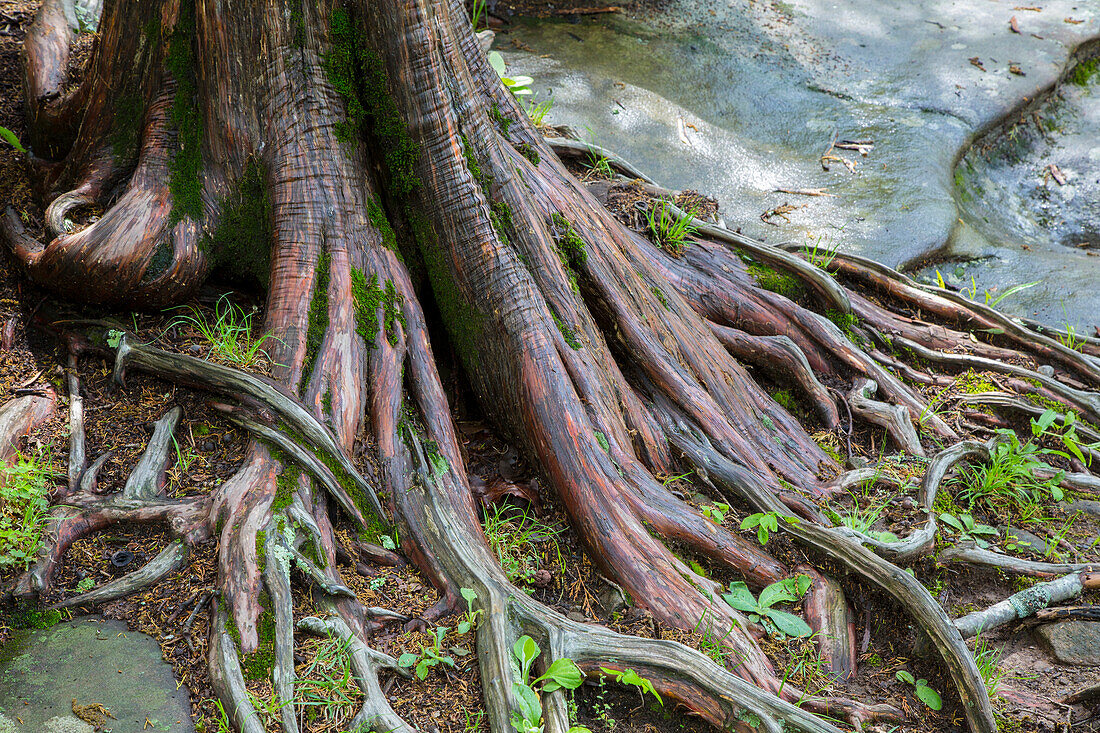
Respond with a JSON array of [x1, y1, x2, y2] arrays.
[[758, 580, 799, 610], [416, 660, 430, 679], [721, 581, 759, 613], [535, 657, 584, 692], [457, 621, 471, 634], [764, 610, 812, 638], [567, 727, 593, 733], [740, 514, 761, 530], [512, 682, 543, 726], [460, 587, 478, 609], [895, 670, 915, 685], [488, 51, 507, 77], [0, 126, 25, 153], [914, 682, 943, 710], [939, 513, 963, 531], [397, 653, 418, 668]]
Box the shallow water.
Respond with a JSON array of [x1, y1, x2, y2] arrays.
[[497, 0, 1100, 327]]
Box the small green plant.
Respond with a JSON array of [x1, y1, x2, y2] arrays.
[[526, 98, 554, 126], [895, 669, 942, 710], [701, 502, 730, 525], [740, 511, 799, 545], [693, 610, 733, 666], [457, 587, 483, 634], [586, 149, 614, 179], [510, 635, 586, 733], [0, 449, 57, 569], [598, 667, 662, 705], [481, 502, 563, 585], [1032, 408, 1100, 467], [939, 512, 998, 548], [645, 200, 698, 256], [721, 575, 813, 638], [973, 633, 1005, 696], [291, 632, 361, 727], [0, 126, 25, 153], [489, 51, 534, 97], [1057, 323, 1086, 351], [169, 294, 281, 369], [826, 486, 900, 543], [470, 0, 488, 29], [951, 428, 1065, 511], [802, 233, 839, 270], [960, 277, 1038, 309], [398, 625, 456, 680], [75, 577, 96, 593]]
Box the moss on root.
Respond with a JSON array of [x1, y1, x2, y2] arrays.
[[202, 159, 273, 287], [303, 250, 331, 382], [165, 0, 203, 224], [351, 269, 406, 347], [747, 263, 803, 300]]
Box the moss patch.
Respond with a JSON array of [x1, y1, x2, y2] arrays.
[[304, 251, 330, 379], [747, 263, 803, 300], [166, 0, 203, 223], [351, 269, 406, 346], [201, 158, 272, 287], [954, 370, 995, 394], [1071, 56, 1100, 86], [368, 195, 398, 251]]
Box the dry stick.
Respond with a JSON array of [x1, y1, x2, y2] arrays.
[[939, 543, 1100, 577], [661, 422, 996, 732], [298, 614, 416, 733], [847, 379, 924, 456], [953, 571, 1100, 638], [66, 356, 85, 493], [183, 592, 212, 652], [112, 333, 386, 522], [543, 138, 852, 316], [50, 540, 189, 609]]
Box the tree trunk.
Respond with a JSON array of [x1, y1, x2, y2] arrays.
[[8, 1, 1099, 731]]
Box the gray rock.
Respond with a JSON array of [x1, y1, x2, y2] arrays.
[[1000, 525, 1049, 557], [1062, 500, 1100, 518], [0, 616, 194, 732], [1037, 365, 1055, 377], [1035, 621, 1100, 666]]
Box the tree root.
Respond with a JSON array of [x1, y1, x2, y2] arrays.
[[953, 570, 1100, 638], [50, 540, 189, 609]]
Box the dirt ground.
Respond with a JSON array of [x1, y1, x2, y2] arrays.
[[1, 2, 1100, 733]]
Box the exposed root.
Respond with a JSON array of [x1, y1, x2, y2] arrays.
[[50, 540, 189, 609], [847, 379, 924, 457], [953, 570, 1100, 638]]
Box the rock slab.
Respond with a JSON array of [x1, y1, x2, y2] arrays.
[[0, 616, 194, 733], [1035, 620, 1100, 666]]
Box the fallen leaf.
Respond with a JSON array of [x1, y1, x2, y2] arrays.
[[1064, 17, 1084, 24], [1013, 6, 1041, 11], [1009, 15, 1020, 32], [969, 56, 987, 72], [1048, 163, 1067, 185], [1009, 64, 1026, 76], [470, 474, 540, 507]]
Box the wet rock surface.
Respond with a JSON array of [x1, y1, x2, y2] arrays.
[[0, 616, 194, 733], [1035, 620, 1100, 666], [497, 0, 1100, 326]]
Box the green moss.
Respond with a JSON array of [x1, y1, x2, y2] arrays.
[[166, 0, 203, 223], [489, 102, 513, 136], [651, 286, 670, 309], [290, 1, 305, 49], [1071, 56, 1100, 86], [770, 388, 796, 412], [201, 158, 272, 287], [367, 195, 397, 251], [955, 370, 995, 394], [255, 530, 267, 568], [9, 607, 62, 629], [594, 430, 610, 453], [747, 263, 803, 300], [550, 213, 586, 293], [110, 93, 144, 162], [552, 310, 582, 350], [273, 464, 299, 513], [490, 201, 513, 244], [240, 598, 275, 681], [351, 269, 405, 346], [517, 142, 540, 165], [357, 42, 421, 197], [826, 309, 864, 344], [304, 251, 330, 379]]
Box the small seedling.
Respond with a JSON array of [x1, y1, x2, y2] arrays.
[[645, 200, 698, 256], [721, 575, 813, 638], [398, 626, 456, 680], [509, 635, 586, 733], [0, 126, 25, 153], [740, 511, 799, 545], [456, 587, 483, 634], [895, 669, 942, 710], [599, 667, 663, 705], [488, 52, 533, 97], [939, 512, 998, 548], [701, 502, 730, 525]]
